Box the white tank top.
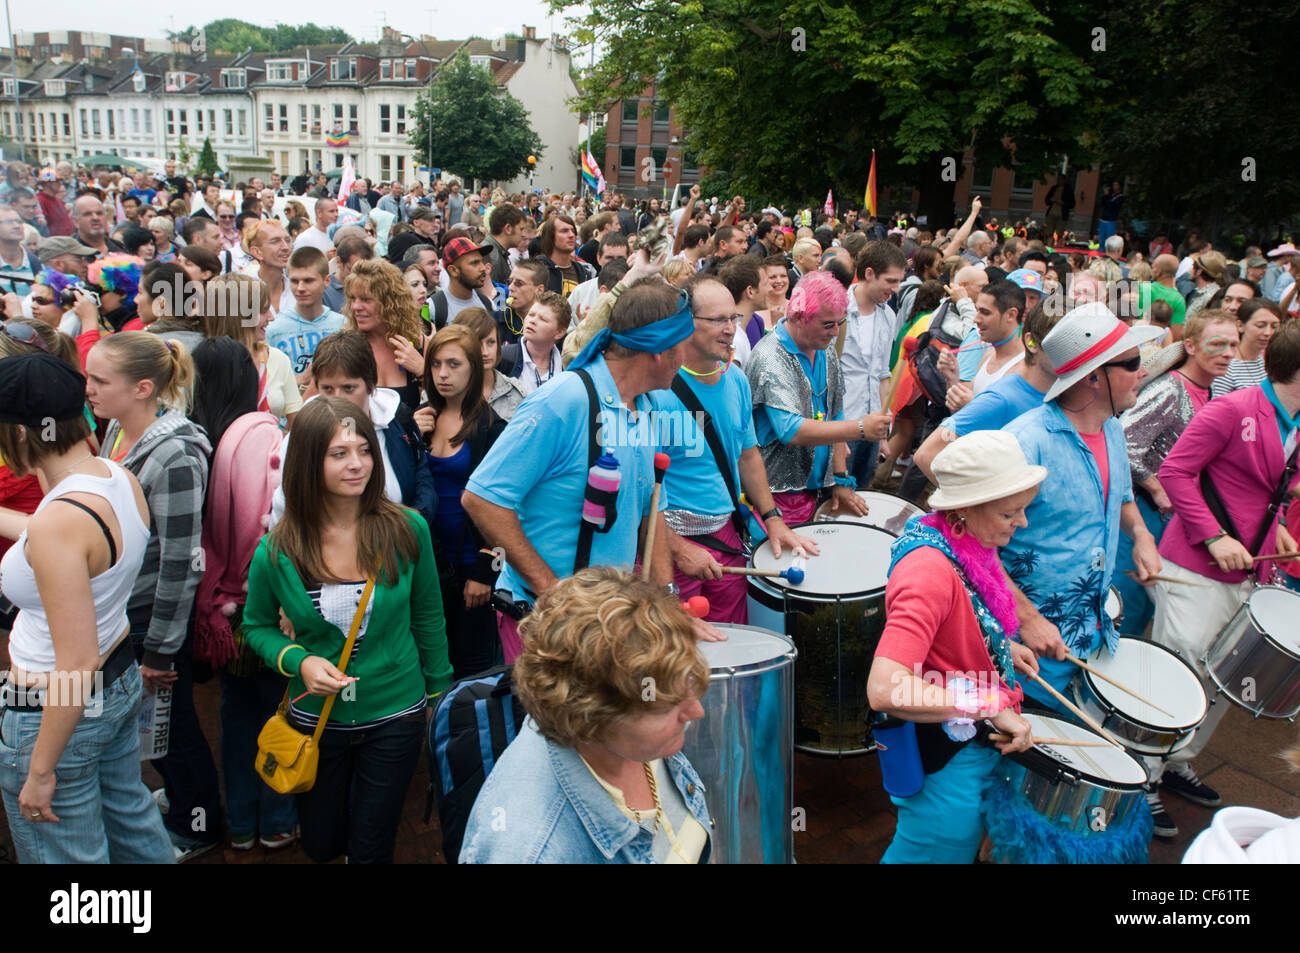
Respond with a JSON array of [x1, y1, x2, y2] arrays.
[[972, 350, 1025, 394], [0, 461, 150, 671]]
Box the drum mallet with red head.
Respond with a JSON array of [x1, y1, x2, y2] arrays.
[[681, 596, 710, 618], [718, 565, 806, 585], [640, 453, 671, 581]]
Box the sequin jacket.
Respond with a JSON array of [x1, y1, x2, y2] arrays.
[[1119, 370, 1196, 484], [745, 330, 845, 493]]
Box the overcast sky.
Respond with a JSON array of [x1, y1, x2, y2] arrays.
[[7, 2, 589, 48]]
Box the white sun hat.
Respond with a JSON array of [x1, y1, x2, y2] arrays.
[[927, 430, 1048, 511], [1041, 301, 1164, 402]]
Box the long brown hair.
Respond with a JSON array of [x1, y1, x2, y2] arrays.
[[269, 396, 418, 585], [423, 325, 489, 447], [343, 259, 423, 346]]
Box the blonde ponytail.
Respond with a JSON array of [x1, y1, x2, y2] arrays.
[[96, 331, 195, 412]]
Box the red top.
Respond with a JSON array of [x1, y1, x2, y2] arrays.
[[877, 546, 1023, 709], [0, 464, 44, 559], [36, 190, 75, 237], [1079, 429, 1109, 505]]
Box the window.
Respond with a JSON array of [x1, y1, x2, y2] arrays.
[[263, 103, 273, 133], [61, 113, 70, 138], [619, 146, 636, 172], [2, 112, 9, 137], [311, 105, 321, 131], [224, 109, 233, 137], [969, 161, 993, 194], [177, 110, 187, 136], [143, 110, 152, 134], [207, 109, 215, 134], [298, 104, 308, 134], [105, 110, 113, 137], [396, 104, 406, 135], [237, 109, 246, 137], [280, 151, 289, 173], [14, 111, 21, 139], [406, 59, 417, 76], [164, 71, 190, 91], [332, 103, 343, 124], [37, 113, 45, 138], [92, 110, 101, 136], [49, 112, 58, 139], [267, 62, 295, 83], [195, 109, 204, 134], [329, 58, 356, 81], [311, 149, 322, 171], [469, 55, 491, 69], [220, 69, 245, 89], [348, 105, 358, 133], [653, 101, 670, 124], [79, 108, 87, 136], [44, 79, 65, 96], [622, 99, 638, 122], [396, 155, 405, 179], [380, 60, 391, 81], [131, 108, 139, 134], [334, 152, 343, 169], [379, 104, 390, 134], [379, 154, 390, 180], [278, 104, 288, 133], [300, 149, 309, 172]]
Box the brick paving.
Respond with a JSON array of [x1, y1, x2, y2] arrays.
[[2, 660, 1294, 864]]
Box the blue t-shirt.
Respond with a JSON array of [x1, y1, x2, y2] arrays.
[[465, 355, 664, 603], [957, 327, 984, 381], [753, 321, 841, 491], [264, 307, 345, 374], [647, 365, 757, 517], [127, 188, 157, 204], [942, 372, 1044, 436]]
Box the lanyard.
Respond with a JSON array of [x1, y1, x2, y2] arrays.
[[531, 349, 556, 389]]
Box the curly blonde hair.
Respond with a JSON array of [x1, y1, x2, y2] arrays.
[[514, 567, 710, 747], [343, 258, 423, 345]]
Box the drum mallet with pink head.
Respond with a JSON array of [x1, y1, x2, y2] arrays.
[[640, 453, 671, 581], [718, 565, 806, 584]]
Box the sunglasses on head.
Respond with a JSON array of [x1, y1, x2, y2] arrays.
[[1103, 354, 1142, 372], [0, 321, 51, 353]]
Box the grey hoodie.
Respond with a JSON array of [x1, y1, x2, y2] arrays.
[[100, 410, 212, 667]]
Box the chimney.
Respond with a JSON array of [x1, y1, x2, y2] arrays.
[[523, 25, 536, 40]]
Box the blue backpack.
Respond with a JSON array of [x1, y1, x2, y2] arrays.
[[424, 666, 526, 863]]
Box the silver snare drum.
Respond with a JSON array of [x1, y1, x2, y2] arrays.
[[1078, 638, 1208, 756], [1204, 585, 1300, 720], [812, 490, 924, 537], [998, 713, 1147, 837], [682, 625, 796, 864]]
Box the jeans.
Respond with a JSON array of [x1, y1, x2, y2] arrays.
[[0, 665, 175, 863], [847, 439, 880, 488], [130, 623, 222, 846], [440, 565, 504, 680], [1112, 494, 1170, 636], [296, 710, 424, 863], [220, 669, 297, 838]]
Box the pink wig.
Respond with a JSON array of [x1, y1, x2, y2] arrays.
[[787, 270, 847, 324]]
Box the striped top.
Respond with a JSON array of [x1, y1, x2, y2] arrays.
[[1211, 356, 1267, 398]]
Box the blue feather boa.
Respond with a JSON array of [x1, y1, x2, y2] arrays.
[[981, 776, 1153, 864]]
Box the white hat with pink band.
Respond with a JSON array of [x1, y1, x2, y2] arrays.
[[1041, 302, 1165, 402]]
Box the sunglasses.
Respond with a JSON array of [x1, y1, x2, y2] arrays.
[[0, 321, 51, 353], [1103, 355, 1142, 372]]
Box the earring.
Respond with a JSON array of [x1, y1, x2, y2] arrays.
[[947, 511, 967, 539]]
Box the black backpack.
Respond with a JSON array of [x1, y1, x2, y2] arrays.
[[430, 288, 498, 330], [424, 665, 527, 863], [909, 299, 964, 407]]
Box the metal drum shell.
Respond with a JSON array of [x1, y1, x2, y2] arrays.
[[1076, 639, 1206, 757], [1204, 587, 1300, 720], [999, 741, 1145, 836], [682, 624, 797, 864]]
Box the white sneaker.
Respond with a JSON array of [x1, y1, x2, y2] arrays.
[[151, 787, 170, 814]]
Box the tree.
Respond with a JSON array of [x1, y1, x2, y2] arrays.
[[175, 19, 352, 54], [409, 49, 544, 185], [556, 0, 1109, 226], [196, 138, 220, 177]]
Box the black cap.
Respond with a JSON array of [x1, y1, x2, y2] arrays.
[[0, 353, 86, 426]]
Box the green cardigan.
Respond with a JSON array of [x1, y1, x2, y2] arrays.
[[243, 511, 452, 725]]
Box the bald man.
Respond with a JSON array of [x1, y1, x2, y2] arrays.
[[1138, 253, 1187, 342]]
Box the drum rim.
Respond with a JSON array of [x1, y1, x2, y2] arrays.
[[1007, 714, 1148, 788], [1082, 637, 1208, 730], [702, 624, 799, 678], [1247, 585, 1300, 661], [751, 521, 895, 598], [812, 491, 925, 522]]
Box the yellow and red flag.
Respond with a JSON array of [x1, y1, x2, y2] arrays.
[[864, 150, 877, 217]]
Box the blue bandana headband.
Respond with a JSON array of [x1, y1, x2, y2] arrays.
[[568, 293, 696, 371]]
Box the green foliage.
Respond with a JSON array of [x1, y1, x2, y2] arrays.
[[586, 124, 606, 163], [175, 20, 352, 54], [408, 49, 544, 184], [554, 0, 1106, 222], [196, 138, 220, 177]]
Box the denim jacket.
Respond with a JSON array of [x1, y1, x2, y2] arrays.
[[1000, 402, 1133, 656], [459, 722, 713, 864]]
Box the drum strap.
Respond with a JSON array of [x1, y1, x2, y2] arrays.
[[574, 368, 614, 574], [1199, 442, 1300, 563], [670, 375, 749, 544]]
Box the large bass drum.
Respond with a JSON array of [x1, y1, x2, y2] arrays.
[[746, 522, 894, 755], [1204, 585, 1300, 720], [683, 624, 796, 864]]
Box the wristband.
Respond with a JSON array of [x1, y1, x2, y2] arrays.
[[1205, 532, 1227, 546], [857, 418, 867, 440], [944, 676, 1012, 741], [833, 472, 857, 491]]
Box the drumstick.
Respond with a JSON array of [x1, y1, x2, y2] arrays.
[[988, 733, 1113, 747], [640, 453, 670, 581], [1064, 655, 1176, 718], [1248, 551, 1300, 562], [1024, 671, 1124, 748], [1124, 570, 1207, 587], [717, 565, 806, 584]]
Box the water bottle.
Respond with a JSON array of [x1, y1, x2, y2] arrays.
[[871, 712, 923, 798], [138, 685, 173, 761], [582, 451, 620, 530]]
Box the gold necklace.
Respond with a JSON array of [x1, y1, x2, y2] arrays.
[[641, 761, 665, 832], [48, 452, 96, 487]]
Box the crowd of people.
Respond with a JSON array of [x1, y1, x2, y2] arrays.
[[0, 153, 1297, 864]]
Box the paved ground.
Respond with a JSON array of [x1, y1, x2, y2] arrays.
[[2, 663, 1294, 864]]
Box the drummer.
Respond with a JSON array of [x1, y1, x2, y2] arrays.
[[745, 271, 889, 526], [648, 274, 819, 623], [1144, 318, 1300, 830], [867, 430, 1042, 864], [998, 303, 1164, 707]]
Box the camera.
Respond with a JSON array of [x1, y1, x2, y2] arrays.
[[60, 287, 100, 309]]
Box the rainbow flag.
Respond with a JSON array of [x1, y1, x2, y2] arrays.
[[582, 148, 606, 194], [326, 127, 349, 148], [864, 149, 877, 217]]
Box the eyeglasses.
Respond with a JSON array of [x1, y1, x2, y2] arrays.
[[696, 313, 739, 328], [1103, 355, 1142, 372], [0, 321, 51, 353], [820, 318, 847, 332]]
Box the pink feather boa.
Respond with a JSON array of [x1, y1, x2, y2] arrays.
[[921, 513, 1019, 639]]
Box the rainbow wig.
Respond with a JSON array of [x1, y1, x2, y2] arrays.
[[788, 270, 848, 324], [35, 266, 84, 301], [88, 254, 145, 305]]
